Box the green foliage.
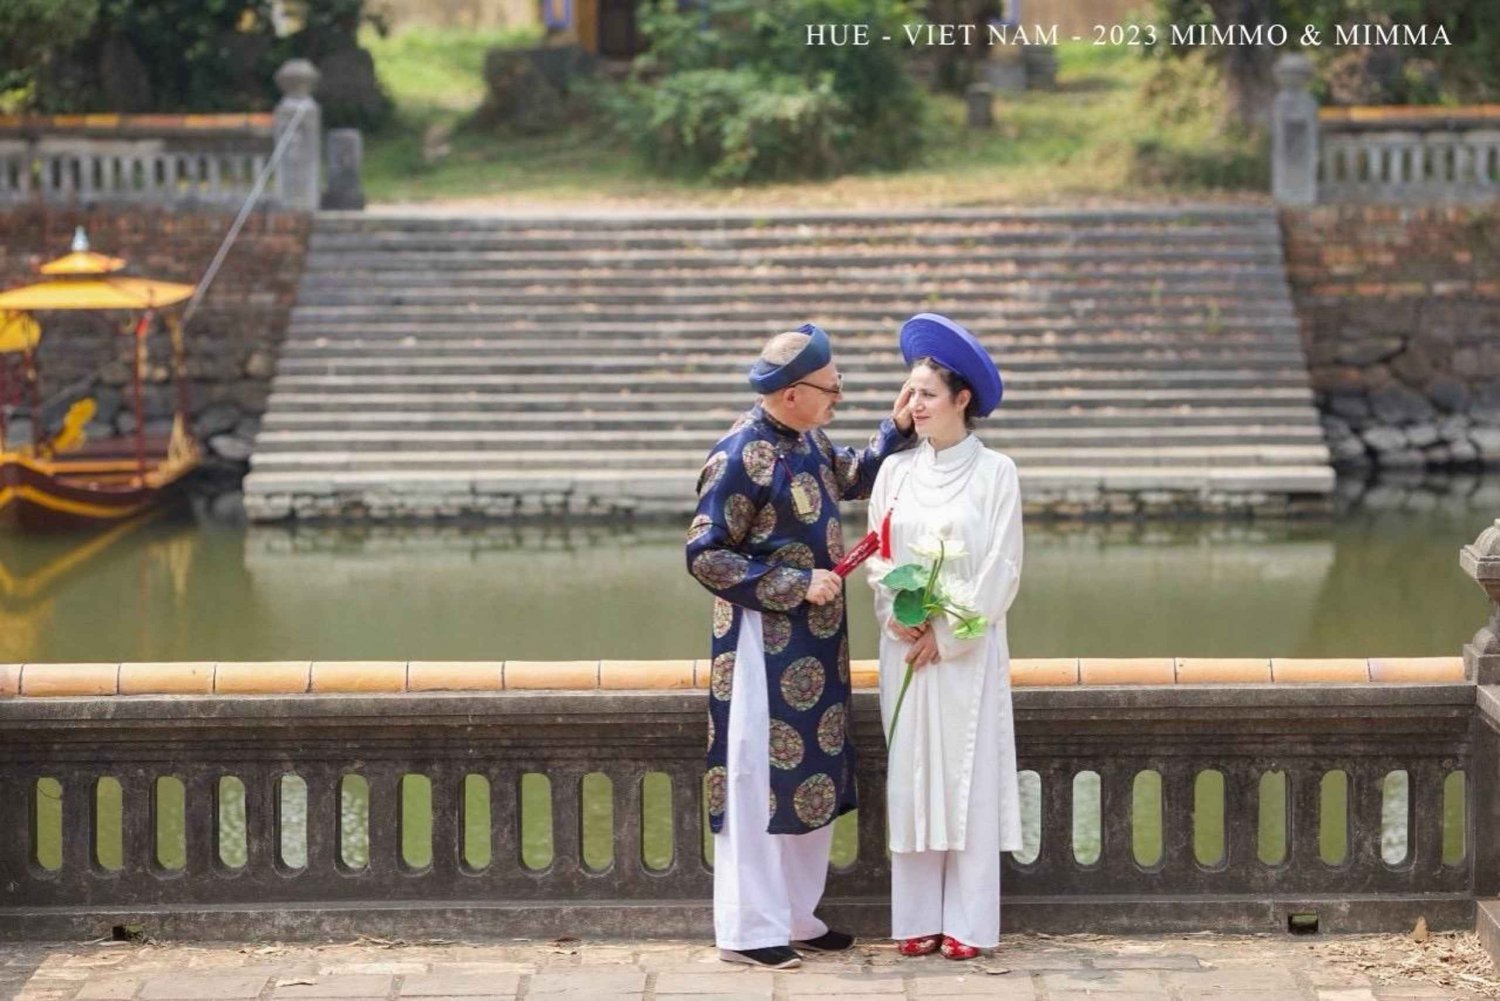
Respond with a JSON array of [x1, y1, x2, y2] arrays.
[[0, 0, 99, 98], [614, 0, 928, 183], [16, 0, 390, 126], [1150, 0, 1499, 106]]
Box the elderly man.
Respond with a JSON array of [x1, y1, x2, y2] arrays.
[[685, 323, 915, 969]]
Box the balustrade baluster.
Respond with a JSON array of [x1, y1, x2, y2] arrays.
[[428, 764, 460, 878], [669, 762, 707, 879], [302, 768, 336, 874], [1161, 766, 1194, 874], [487, 767, 520, 878], [62, 772, 91, 875], [1410, 761, 1447, 877], [1289, 767, 1323, 872], [614, 769, 644, 882], [1222, 765, 1256, 873], [853, 768, 888, 884], [118, 770, 153, 878], [1347, 765, 1382, 872], [550, 768, 582, 876], [366, 768, 400, 878], [184, 772, 218, 876]]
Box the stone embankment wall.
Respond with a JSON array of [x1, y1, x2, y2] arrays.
[[1282, 205, 1500, 471], [0, 208, 310, 513]]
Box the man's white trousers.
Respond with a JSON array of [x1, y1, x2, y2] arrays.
[[888, 656, 1005, 949], [713, 609, 834, 951]]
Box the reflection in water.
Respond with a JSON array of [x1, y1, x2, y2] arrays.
[[0, 476, 1495, 662]]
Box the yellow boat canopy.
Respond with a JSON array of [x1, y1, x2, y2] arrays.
[[38, 227, 125, 276], [0, 276, 194, 311], [0, 312, 40, 353]]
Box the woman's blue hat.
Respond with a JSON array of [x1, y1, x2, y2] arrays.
[[899, 313, 1003, 417]]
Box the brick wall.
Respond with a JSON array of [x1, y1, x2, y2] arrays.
[[0, 207, 310, 497], [1281, 204, 1500, 470]]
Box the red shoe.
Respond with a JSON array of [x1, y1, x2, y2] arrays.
[[898, 935, 941, 957], [940, 936, 981, 960]]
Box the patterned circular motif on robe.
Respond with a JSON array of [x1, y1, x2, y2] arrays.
[[707, 713, 716, 751], [790, 472, 823, 524], [698, 451, 729, 496], [820, 466, 841, 505], [768, 720, 805, 771], [706, 765, 728, 817], [710, 652, 735, 701], [817, 703, 846, 756], [780, 656, 826, 711], [837, 636, 850, 684], [833, 454, 857, 493], [762, 612, 792, 654], [692, 550, 749, 591], [749, 503, 778, 545], [724, 493, 756, 544], [794, 773, 838, 828], [825, 516, 845, 562], [686, 512, 714, 545], [769, 541, 815, 570], [755, 565, 806, 612], [741, 440, 778, 487], [807, 588, 845, 640], [769, 790, 778, 821], [712, 598, 734, 639], [815, 432, 833, 462]]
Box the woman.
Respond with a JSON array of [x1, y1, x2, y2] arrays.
[[865, 313, 1023, 960]]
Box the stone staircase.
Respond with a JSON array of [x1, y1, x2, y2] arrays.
[[243, 207, 1335, 521]]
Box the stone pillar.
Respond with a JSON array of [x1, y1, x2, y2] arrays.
[[322, 128, 365, 210], [965, 83, 994, 129], [1461, 519, 1500, 683], [273, 59, 322, 211], [1272, 53, 1319, 206]]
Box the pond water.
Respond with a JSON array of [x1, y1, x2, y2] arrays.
[[1, 476, 1494, 663]]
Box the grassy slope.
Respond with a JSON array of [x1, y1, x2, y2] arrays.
[[360, 31, 1264, 209]]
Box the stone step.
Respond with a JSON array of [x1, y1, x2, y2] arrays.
[[260, 406, 1323, 431], [267, 369, 1311, 392], [270, 350, 1309, 376], [290, 287, 1296, 311], [282, 318, 1304, 340], [247, 443, 1331, 471], [296, 270, 1291, 293], [298, 260, 1291, 283], [287, 304, 1298, 326], [315, 206, 1278, 232], [278, 334, 1305, 356], [250, 425, 1326, 453], [242, 462, 1336, 499], [262, 386, 1316, 411], [306, 222, 1283, 251], [299, 246, 1288, 272]]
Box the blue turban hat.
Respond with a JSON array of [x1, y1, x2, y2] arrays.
[[899, 313, 1003, 417], [748, 323, 832, 394]]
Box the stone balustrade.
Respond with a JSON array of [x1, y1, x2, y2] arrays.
[[1272, 53, 1500, 205], [0, 655, 1481, 942], [0, 60, 358, 212]]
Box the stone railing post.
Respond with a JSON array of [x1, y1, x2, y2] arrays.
[[273, 59, 322, 211], [323, 128, 366, 210], [1272, 52, 1319, 205], [1462, 519, 1500, 683]]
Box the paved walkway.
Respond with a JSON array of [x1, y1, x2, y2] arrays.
[[6, 933, 1496, 1001]]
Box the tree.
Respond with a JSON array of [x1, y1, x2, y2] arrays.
[[0, 0, 100, 99]]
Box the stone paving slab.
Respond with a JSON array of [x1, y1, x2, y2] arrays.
[[6, 933, 1497, 1001]]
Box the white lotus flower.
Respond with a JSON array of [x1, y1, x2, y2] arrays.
[[909, 534, 967, 561]]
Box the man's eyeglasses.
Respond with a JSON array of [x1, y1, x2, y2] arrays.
[[791, 375, 844, 398]]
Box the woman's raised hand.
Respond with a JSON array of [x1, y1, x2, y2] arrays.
[[892, 379, 915, 433]]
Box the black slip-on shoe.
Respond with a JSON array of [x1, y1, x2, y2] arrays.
[[718, 945, 803, 969], [791, 930, 855, 953]]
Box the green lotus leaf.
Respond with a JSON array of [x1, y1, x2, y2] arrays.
[[893, 588, 929, 626], [882, 563, 929, 592]]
